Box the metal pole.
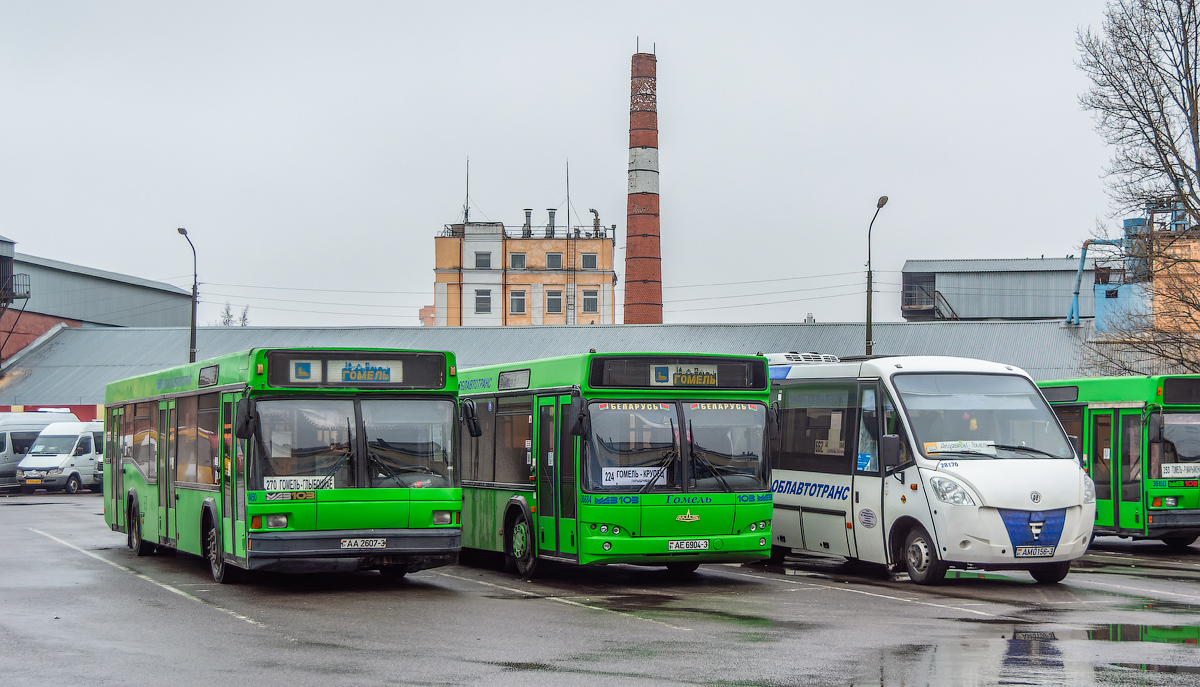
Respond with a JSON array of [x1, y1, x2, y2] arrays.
[[178, 227, 197, 363], [866, 196, 888, 356]]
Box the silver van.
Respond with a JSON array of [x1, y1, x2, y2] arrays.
[[0, 412, 80, 490], [17, 421, 103, 494]]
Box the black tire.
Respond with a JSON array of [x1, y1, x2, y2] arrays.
[[666, 562, 700, 576], [205, 519, 239, 584], [128, 503, 155, 557], [1029, 561, 1072, 584], [379, 565, 408, 580], [64, 474, 81, 495], [508, 511, 539, 579], [767, 545, 790, 563], [903, 526, 947, 585], [21, 485, 34, 494], [1161, 535, 1198, 550]]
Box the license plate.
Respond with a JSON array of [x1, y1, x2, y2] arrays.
[[668, 539, 709, 551], [25, 479, 41, 484], [340, 538, 386, 549], [1014, 545, 1055, 558]]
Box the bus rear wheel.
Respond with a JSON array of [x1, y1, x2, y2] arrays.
[[1161, 535, 1198, 550], [508, 512, 539, 579], [903, 526, 947, 585], [128, 503, 155, 556], [1029, 561, 1071, 584]]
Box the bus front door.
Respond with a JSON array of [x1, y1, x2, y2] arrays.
[[1116, 411, 1145, 532], [107, 407, 124, 531], [557, 396, 577, 556], [536, 396, 560, 556], [160, 400, 177, 543], [851, 384, 887, 564], [1091, 410, 1115, 530]]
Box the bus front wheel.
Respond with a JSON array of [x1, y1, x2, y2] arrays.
[[205, 520, 239, 584], [1161, 535, 1198, 550], [1029, 561, 1071, 584], [508, 512, 539, 579], [903, 526, 947, 585]]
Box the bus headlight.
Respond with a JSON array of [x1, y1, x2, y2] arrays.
[[264, 514, 288, 529], [431, 511, 452, 525], [929, 477, 975, 506], [1083, 476, 1096, 504]]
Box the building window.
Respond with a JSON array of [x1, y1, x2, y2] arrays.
[[475, 252, 491, 269], [582, 289, 599, 313], [510, 290, 526, 314], [581, 253, 598, 269], [547, 253, 563, 270], [546, 290, 563, 314], [475, 289, 491, 313], [510, 253, 526, 269]]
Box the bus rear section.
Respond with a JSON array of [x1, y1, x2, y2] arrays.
[[1040, 375, 1200, 549], [459, 353, 774, 578], [769, 354, 1094, 585]]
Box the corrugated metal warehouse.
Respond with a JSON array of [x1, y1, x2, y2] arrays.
[[0, 320, 1096, 408], [902, 258, 1095, 321]]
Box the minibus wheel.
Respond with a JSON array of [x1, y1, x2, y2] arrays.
[[1029, 561, 1071, 584], [64, 475, 81, 495], [903, 526, 947, 585]]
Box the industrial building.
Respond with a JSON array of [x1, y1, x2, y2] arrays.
[[901, 257, 1096, 321]]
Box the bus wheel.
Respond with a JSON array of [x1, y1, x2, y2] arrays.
[[1029, 561, 1071, 584], [510, 513, 539, 579], [1161, 535, 1198, 550], [64, 475, 81, 495], [379, 565, 408, 580], [205, 521, 239, 584], [128, 503, 155, 556], [903, 526, 947, 585], [666, 562, 699, 576], [768, 545, 790, 563]]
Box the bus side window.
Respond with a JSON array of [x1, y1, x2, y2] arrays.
[[857, 386, 879, 473], [776, 382, 855, 475], [495, 395, 533, 484]]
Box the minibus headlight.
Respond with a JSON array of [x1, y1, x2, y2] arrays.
[[45, 468, 63, 477], [1083, 476, 1096, 504], [432, 511, 452, 525], [264, 514, 288, 529], [929, 477, 975, 506]]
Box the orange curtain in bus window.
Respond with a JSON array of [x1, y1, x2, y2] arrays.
[[196, 394, 220, 484], [177, 396, 199, 482]]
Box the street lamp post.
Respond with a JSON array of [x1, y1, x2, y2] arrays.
[[865, 195, 888, 356], [178, 227, 198, 363]]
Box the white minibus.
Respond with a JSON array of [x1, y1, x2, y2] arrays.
[[0, 411, 80, 490], [767, 354, 1094, 584], [17, 421, 104, 494]]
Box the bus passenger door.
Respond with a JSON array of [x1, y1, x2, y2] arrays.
[[160, 401, 177, 543], [535, 396, 559, 555], [1116, 411, 1144, 532], [107, 407, 125, 531], [851, 383, 887, 564], [1090, 409, 1115, 530], [557, 395, 577, 557], [220, 396, 236, 557]]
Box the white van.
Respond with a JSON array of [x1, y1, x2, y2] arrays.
[[17, 421, 104, 494], [0, 412, 80, 490]]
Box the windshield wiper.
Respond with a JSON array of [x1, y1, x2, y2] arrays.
[[990, 444, 1064, 459], [322, 419, 356, 481], [925, 449, 993, 457], [367, 452, 407, 487], [639, 418, 677, 493], [688, 420, 731, 492]]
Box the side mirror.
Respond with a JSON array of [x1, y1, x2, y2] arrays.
[[568, 396, 590, 436], [1148, 413, 1163, 443], [881, 434, 902, 470], [461, 399, 482, 438], [767, 403, 781, 443], [1068, 434, 1081, 455], [234, 399, 257, 439]]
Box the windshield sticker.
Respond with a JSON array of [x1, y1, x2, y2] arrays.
[[1162, 463, 1200, 478], [687, 403, 760, 411], [263, 475, 334, 490], [815, 439, 844, 455], [651, 365, 718, 387], [924, 440, 997, 455], [602, 467, 669, 486], [597, 403, 671, 411], [772, 479, 850, 500]]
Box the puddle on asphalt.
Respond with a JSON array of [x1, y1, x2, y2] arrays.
[[1087, 623, 1200, 644]]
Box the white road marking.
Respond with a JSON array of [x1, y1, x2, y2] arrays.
[[434, 570, 693, 631], [30, 528, 265, 628]]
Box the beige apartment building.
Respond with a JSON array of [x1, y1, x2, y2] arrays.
[[430, 209, 617, 326]]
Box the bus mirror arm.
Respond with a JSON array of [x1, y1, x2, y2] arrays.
[[462, 399, 482, 438], [568, 397, 589, 437], [234, 399, 256, 440], [767, 403, 781, 443]]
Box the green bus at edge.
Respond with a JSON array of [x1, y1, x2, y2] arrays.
[[458, 352, 774, 578], [1038, 374, 1200, 549], [103, 347, 465, 582]]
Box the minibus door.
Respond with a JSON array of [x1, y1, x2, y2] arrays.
[[535, 396, 560, 555], [1090, 409, 1116, 530], [851, 383, 888, 564]]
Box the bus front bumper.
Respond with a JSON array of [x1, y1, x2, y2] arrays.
[[577, 531, 770, 566], [247, 528, 461, 573]]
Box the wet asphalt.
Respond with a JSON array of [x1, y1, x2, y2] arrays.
[[3, 491, 1199, 686]]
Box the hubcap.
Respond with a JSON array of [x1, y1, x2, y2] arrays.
[[907, 538, 930, 573], [513, 522, 528, 558]]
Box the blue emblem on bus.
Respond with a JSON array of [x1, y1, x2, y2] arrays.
[[654, 366, 670, 384], [294, 362, 312, 380]]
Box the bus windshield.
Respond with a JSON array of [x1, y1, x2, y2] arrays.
[[583, 400, 768, 492], [894, 374, 1073, 460], [1155, 413, 1200, 478], [362, 399, 457, 488]]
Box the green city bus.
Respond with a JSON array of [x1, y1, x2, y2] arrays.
[[1038, 375, 1200, 548], [103, 347, 467, 582], [457, 352, 774, 578]]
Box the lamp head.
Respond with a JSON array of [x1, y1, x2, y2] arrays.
[[877, 196, 888, 209], [177, 227, 188, 236]]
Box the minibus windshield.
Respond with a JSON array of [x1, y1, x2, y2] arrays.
[[894, 374, 1073, 460]]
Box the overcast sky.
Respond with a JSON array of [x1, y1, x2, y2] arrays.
[[1, 1, 1112, 328]]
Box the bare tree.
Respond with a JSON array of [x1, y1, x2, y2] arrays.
[[216, 302, 236, 327], [1079, 1, 1200, 373], [238, 305, 250, 327]]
